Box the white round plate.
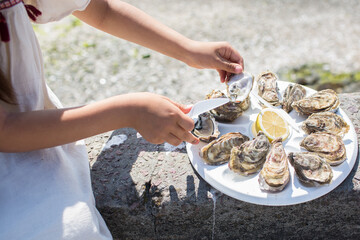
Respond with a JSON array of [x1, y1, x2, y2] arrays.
[[186, 81, 358, 206]]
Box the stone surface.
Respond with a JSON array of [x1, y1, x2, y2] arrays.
[[85, 93, 360, 239]]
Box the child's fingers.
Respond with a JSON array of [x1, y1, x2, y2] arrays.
[[166, 133, 183, 146]]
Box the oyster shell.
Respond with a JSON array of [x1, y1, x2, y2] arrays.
[[192, 112, 220, 142], [288, 152, 333, 186], [200, 132, 249, 165], [206, 90, 249, 122], [300, 132, 346, 166], [291, 89, 339, 115], [256, 71, 280, 106], [226, 72, 254, 103], [258, 138, 290, 192], [282, 83, 306, 113], [229, 131, 271, 176], [302, 112, 350, 137]]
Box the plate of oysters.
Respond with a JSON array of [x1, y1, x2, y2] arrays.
[[186, 71, 358, 206]]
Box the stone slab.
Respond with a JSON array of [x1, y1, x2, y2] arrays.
[[86, 93, 360, 240]]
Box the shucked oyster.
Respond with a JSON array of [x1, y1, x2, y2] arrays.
[[300, 132, 346, 166], [192, 112, 220, 142], [226, 72, 254, 103], [282, 83, 306, 113], [229, 131, 271, 176], [302, 112, 350, 137], [206, 90, 250, 122], [259, 138, 290, 192], [256, 71, 280, 106], [292, 89, 340, 115], [288, 152, 333, 186], [200, 132, 249, 165]]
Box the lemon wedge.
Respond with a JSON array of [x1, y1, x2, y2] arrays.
[[253, 108, 290, 142]]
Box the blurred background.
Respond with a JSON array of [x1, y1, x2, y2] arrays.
[[33, 0, 360, 107]]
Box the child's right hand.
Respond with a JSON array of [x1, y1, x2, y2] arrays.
[[0, 92, 199, 152], [127, 92, 199, 146]]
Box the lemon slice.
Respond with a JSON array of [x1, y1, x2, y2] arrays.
[[253, 108, 290, 142]]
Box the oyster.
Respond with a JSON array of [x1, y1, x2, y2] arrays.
[[192, 112, 220, 142], [206, 90, 249, 122], [200, 132, 249, 165], [256, 71, 280, 106], [300, 132, 346, 166], [229, 131, 271, 176], [258, 138, 290, 192], [282, 83, 306, 113], [288, 152, 333, 186], [302, 112, 350, 137], [291, 89, 339, 115], [226, 72, 254, 103]]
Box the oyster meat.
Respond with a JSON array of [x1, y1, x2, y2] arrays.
[[192, 112, 220, 142], [256, 71, 280, 106], [288, 152, 333, 186], [282, 83, 306, 113], [200, 132, 249, 165], [300, 132, 346, 166], [229, 131, 271, 176], [206, 90, 249, 122], [226, 72, 254, 103], [302, 111, 350, 137], [291, 89, 339, 115], [258, 138, 290, 192]]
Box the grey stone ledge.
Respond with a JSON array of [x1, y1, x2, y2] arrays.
[[85, 92, 360, 240]]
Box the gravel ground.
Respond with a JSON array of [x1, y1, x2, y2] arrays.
[[34, 0, 360, 107]]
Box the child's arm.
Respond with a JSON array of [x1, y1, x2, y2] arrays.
[[73, 0, 244, 82], [0, 93, 198, 152]]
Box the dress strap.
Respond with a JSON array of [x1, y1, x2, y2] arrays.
[[0, 0, 41, 42], [23, 2, 41, 21]]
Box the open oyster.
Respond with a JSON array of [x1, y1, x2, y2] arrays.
[[300, 132, 346, 166], [282, 83, 306, 113], [288, 152, 333, 186], [226, 72, 254, 103], [229, 131, 271, 176], [206, 90, 249, 122], [200, 132, 249, 165], [258, 138, 290, 192], [302, 112, 350, 137], [291, 89, 339, 115], [192, 112, 220, 142], [256, 71, 280, 106]]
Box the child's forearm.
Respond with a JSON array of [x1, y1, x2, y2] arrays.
[[73, 0, 193, 64], [0, 93, 197, 152], [0, 95, 134, 152]]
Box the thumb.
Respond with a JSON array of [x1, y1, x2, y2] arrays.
[[218, 60, 243, 74]]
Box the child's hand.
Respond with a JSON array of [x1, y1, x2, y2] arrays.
[[129, 93, 199, 146], [185, 41, 244, 83]]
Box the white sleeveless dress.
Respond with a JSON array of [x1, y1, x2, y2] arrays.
[[0, 0, 112, 239]]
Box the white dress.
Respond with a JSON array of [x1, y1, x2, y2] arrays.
[[0, 0, 112, 239]]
